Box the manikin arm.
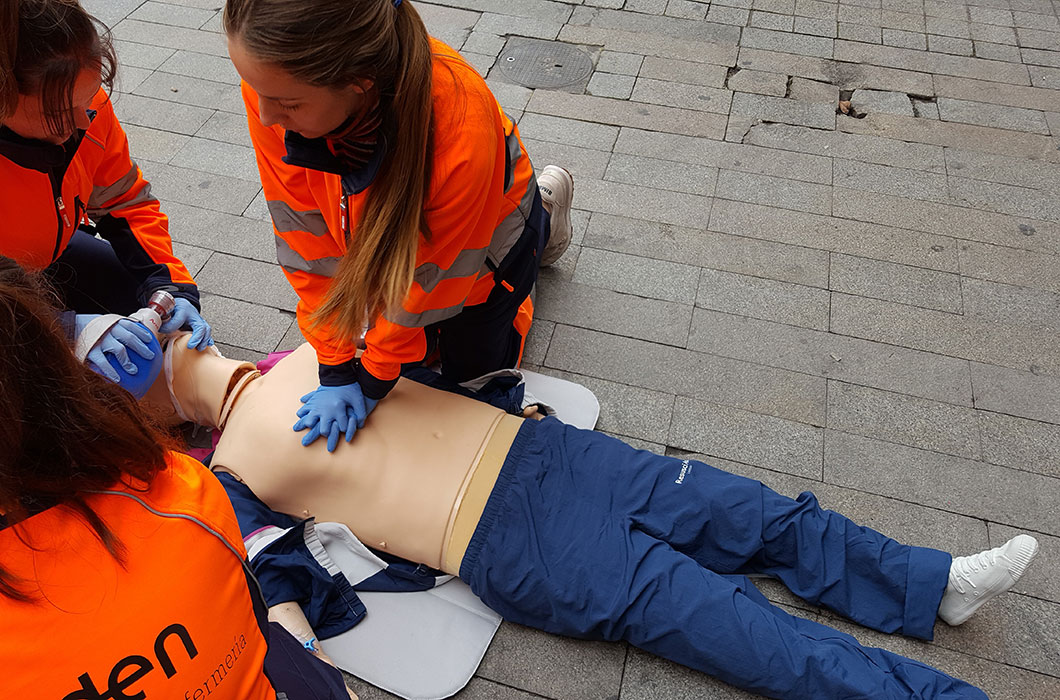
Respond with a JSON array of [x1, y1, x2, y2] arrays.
[[268, 602, 359, 700]]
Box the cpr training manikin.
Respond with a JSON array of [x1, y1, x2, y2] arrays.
[[133, 333, 1032, 700]]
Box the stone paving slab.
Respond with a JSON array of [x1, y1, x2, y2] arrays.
[[123, 122, 191, 163], [113, 18, 228, 56], [835, 158, 949, 203], [536, 278, 694, 345], [716, 168, 834, 214], [573, 246, 703, 303], [950, 175, 1060, 222], [112, 92, 214, 134], [687, 307, 975, 404], [552, 368, 677, 444], [962, 278, 1060, 330], [979, 410, 1060, 479], [669, 395, 825, 477], [527, 88, 731, 138], [946, 146, 1060, 191], [838, 295, 1060, 375], [92, 0, 1060, 695], [545, 324, 828, 424], [559, 24, 740, 65], [158, 51, 243, 85], [604, 152, 720, 196], [833, 188, 1060, 255], [710, 198, 959, 270], [698, 266, 831, 328], [585, 211, 831, 286], [742, 120, 948, 173], [827, 380, 982, 459], [476, 623, 627, 700], [971, 361, 1060, 424], [828, 252, 964, 311], [139, 160, 260, 215], [616, 127, 835, 184], [162, 202, 279, 263], [641, 54, 728, 85], [837, 110, 1060, 162], [825, 431, 1059, 536]]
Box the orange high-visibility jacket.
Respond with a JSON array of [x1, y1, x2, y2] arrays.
[[0, 452, 277, 700], [0, 89, 199, 306], [243, 39, 538, 398]]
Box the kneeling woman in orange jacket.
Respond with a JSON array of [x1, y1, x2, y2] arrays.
[[0, 257, 353, 700], [224, 0, 575, 451], [0, 0, 213, 384]]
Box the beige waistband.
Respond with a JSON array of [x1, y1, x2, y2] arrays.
[[442, 412, 524, 576]]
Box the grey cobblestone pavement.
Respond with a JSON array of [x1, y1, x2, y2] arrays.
[[86, 0, 1060, 696]]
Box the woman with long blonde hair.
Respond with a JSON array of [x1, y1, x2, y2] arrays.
[[224, 0, 574, 451]]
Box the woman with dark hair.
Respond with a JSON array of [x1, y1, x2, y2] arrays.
[[0, 0, 213, 383], [0, 257, 353, 700], [224, 0, 575, 452]]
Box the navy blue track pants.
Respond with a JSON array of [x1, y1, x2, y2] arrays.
[[461, 417, 985, 700], [43, 229, 142, 315]]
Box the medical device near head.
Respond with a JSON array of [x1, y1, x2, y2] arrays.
[[134, 289, 177, 334]]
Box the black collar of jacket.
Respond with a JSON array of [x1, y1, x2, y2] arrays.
[[0, 109, 96, 174], [281, 129, 388, 196]]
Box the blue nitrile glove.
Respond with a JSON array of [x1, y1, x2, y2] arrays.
[[293, 383, 380, 452], [159, 298, 213, 351], [75, 314, 156, 384]]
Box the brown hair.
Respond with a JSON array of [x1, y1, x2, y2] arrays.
[[0, 0, 118, 135], [0, 257, 170, 601], [224, 0, 434, 341]]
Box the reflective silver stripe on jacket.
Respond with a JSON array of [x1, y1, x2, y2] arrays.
[[385, 300, 469, 328], [485, 173, 536, 269], [275, 235, 342, 277], [388, 172, 538, 328], [268, 200, 329, 237], [412, 247, 488, 294], [91, 488, 269, 605], [503, 128, 521, 193], [87, 163, 157, 218]]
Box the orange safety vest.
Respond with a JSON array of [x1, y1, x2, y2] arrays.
[[0, 452, 277, 700], [0, 89, 198, 303], [243, 38, 538, 390]]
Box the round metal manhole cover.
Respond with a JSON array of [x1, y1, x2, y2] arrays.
[[497, 39, 594, 89]]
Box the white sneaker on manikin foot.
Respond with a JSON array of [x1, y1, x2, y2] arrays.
[[938, 534, 1039, 626], [537, 165, 574, 267]]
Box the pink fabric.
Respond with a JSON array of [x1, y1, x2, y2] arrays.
[[257, 349, 295, 375]]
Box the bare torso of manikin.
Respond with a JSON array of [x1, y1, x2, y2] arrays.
[[151, 340, 517, 573]]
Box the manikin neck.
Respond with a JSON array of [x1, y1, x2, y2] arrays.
[[142, 335, 260, 431]]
